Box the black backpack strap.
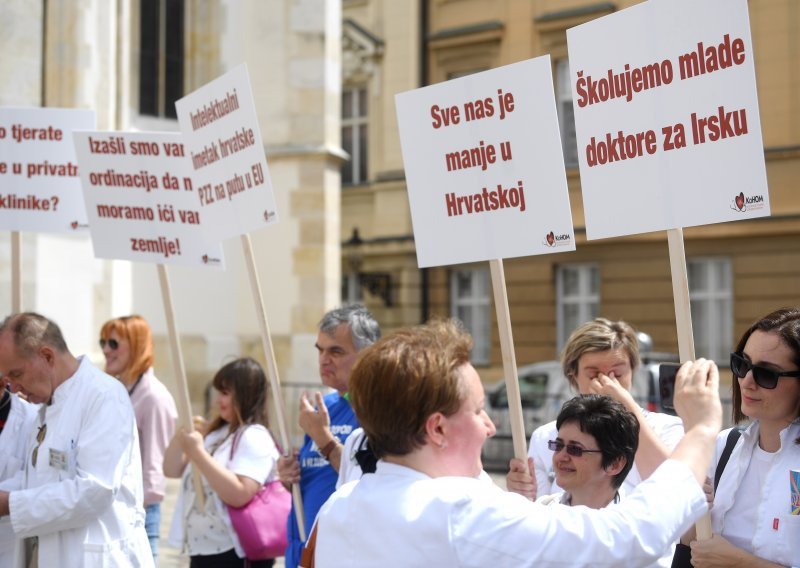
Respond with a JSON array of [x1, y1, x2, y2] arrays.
[[714, 426, 744, 492]]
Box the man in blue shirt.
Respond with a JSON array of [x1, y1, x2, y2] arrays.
[[278, 304, 380, 568]]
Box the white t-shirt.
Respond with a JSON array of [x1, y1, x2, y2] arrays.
[[180, 424, 279, 558], [722, 444, 776, 554]]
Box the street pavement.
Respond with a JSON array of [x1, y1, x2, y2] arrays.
[[157, 472, 508, 567]]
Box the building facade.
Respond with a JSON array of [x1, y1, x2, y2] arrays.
[[342, 0, 800, 384]]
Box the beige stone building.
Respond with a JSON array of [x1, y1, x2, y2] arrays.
[[342, 0, 800, 384], [0, 0, 346, 443]]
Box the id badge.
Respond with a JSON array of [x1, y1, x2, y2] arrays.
[[49, 448, 69, 471]]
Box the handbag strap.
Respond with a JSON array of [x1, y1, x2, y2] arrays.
[[714, 426, 744, 492]]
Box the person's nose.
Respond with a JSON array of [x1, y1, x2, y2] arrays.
[[483, 410, 496, 437]]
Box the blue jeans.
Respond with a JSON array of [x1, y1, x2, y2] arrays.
[[144, 503, 161, 562]]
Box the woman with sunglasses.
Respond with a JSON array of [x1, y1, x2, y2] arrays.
[[508, 319, 685, 496], [99, 315, 177, 562], [677, 307, 800, 568], [164, 357, 280, 568], [538, 395, 639, 510]]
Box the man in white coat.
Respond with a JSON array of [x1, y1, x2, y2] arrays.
[[0, 312, 153, 568], [0, 378, 38, 566]]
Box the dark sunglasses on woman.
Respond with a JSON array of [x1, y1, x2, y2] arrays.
[[730, 351, 800, 389], [99, 338, 119, 350]]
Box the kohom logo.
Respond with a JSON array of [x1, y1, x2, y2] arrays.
[[731, 191, 765, 212], [543, 230, 571, 248]]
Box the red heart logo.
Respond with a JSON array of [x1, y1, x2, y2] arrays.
[[202, 255, 208, 263], [71, 221, 78, 229], [546, 231, 555, 245], [735, 192, 745, 210]]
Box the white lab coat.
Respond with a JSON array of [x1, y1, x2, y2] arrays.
[[6, 356, 153, 568], [0, 393, 38, 566], [315, 459, 706, 567], [711, 420, 800, 567]]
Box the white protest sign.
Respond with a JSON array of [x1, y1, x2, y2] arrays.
[[74, 131, 225, 268], [0, 107, 95, 233], [395, 56, 575, 268], [174, 64, 278, 242], [568, 0, 768, 240]]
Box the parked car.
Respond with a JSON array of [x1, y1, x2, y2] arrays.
[[481, 336, 678, 470]]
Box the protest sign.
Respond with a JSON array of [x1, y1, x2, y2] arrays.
[[395, 56, 575, 268], [176, 65, 299, 530], [568, 0, 768, 240], [0, 107, 95, 233], [73, 131, 225, 268], [174, 64, 278, 242]]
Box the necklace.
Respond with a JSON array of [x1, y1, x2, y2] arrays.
[[127, 374, 144, 397]]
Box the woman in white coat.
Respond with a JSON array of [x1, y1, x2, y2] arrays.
[[677, 307, 800, 567], [311, 319, 723, 568], [0, 380, 38, 566]]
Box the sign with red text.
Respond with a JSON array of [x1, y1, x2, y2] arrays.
[[568, 0, 768, 240], [174, 64, 278, 242], [395, 56, 574, 268], [74, 131, 225, 268], [0, 107, 95, 233]]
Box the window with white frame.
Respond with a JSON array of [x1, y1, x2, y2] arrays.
[[451, 267, 491, 365], [341, 87, 368, 185], [555, 58, 578, 168], [139, 0, 184, 118], [556, 264, 599, 351], [688, 258, 732, 363]]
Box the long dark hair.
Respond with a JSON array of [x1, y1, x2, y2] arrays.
[[732, 307, 800, 441], [205, 357, 270, 437]]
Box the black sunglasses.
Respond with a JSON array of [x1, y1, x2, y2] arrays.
[[547, 439, 603, 458], [99, 338, 119, 350], [730, 351, 800, 390]]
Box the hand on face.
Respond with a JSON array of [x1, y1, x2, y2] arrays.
[[574, 349, 634, 395], [587, 373, 637, 410]]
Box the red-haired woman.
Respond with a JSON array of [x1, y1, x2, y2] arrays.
[[100, 315, 177, 563]]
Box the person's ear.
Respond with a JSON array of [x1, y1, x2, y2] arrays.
[[425, 412, 447, 447], [604, 455, 626, 478], [39, 345, 56, 366]]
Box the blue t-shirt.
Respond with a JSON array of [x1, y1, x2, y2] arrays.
[[285, 391, 357, 568]]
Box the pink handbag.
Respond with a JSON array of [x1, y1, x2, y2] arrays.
[[227, 428, 292, 560]]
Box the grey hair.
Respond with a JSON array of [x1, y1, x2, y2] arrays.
[[319, 304, 381, 351], [0, 312, 69, 357]]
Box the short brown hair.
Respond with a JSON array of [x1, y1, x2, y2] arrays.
[[561, 318, 640, 389], [0, 312, 68, 357], [349, 319, 472, 458], [100, 315, 153, 382]]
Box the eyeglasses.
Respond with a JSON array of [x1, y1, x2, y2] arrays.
[[730, 352, 800, 390], [31, 423, 47, 467], [99, 338, 119, 350], [548, 439, 603, 458]]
